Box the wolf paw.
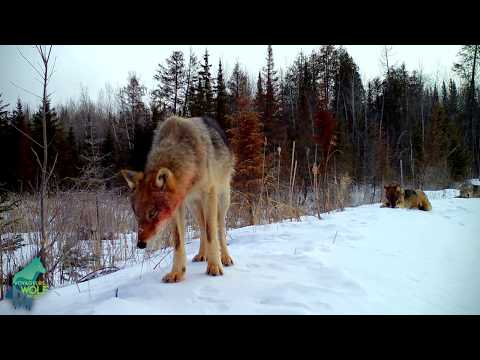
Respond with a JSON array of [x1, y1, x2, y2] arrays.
[[192, 254, 207, 262], [206, 262, 224, 276], [221, 254, 234, 267], [162, 271, 185, 283]]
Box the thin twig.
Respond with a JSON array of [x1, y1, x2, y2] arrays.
[[9, 122, 44, 148], [17, 47, 44, 80], [31, 147, 43, 170], [46, 153, 59, 184], [10, 81, 42, 100]]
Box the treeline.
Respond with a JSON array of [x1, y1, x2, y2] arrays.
[[0, 45, 478, 195]]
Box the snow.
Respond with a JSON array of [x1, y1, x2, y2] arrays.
[[1, 189, 479, 315], [469, 178, 480, 186]]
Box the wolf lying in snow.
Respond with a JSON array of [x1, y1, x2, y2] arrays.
[[381, 183, 432, 211], [121, 116, 235, 283], [458, 183, 480, 198]]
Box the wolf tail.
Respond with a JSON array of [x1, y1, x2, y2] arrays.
[[417, 190, 432, 211]]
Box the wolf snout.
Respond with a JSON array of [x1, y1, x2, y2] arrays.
[[137, 227, 148, 248]]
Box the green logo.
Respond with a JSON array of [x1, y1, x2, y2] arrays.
[[5, 257, 48, 310]]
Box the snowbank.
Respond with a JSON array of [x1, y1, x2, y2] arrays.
[[1, 190, 479, 315]]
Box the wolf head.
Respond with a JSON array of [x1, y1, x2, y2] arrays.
[[121, 168, 183, 249], [384, 183, 402, 208]]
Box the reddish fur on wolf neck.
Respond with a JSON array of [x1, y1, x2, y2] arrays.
[[131, 169, 195, 244]]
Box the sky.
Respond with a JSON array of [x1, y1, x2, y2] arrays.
[[0, 45, 462, 111]]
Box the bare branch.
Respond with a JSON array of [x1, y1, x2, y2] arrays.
[[47, 45, 53, 63], [10, 81, 43, 100], [46, 152, 59, 184], [17, 47, 44, 80], [9, 122, 44, 148], [47, 56, 57, 85], [31, 147, 43, 170]]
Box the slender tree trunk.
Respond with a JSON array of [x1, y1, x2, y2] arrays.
[[410, 136, 415, 186], [400, 159, 403, 187], [379, 46, 390, 143], [94, 194, 102, 270], [469, 45, 478, 176], [174, 69, 178, 115], [40, 50, 49, 267], [0, 246, 3, 300]]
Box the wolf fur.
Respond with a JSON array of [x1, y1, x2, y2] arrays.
[[381, 183, 432, 211], [121, 116, 235, 282], [458, 183, 480, 198]]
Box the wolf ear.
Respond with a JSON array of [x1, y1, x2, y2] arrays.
[[121, 170, 144, 190], [155, 168, 176, 191], [396, 185, 401, 192]]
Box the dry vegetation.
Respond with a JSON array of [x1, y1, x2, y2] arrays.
[[0, 170, 382, 296]]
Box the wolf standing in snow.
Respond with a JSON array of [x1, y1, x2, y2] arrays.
[[381, 183, 432, 211], [121, 116, 235, 283]]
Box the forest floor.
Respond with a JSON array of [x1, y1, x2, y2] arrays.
[[1, 188, 480, 314]]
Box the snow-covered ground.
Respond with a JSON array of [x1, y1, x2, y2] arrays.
[[1, 189, 479, 315]]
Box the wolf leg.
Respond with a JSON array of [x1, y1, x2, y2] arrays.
[[218, 187, 234, 267], [191, 200, 207, 262], [204, 188, 223, 276], [162, 204, 187, 283]]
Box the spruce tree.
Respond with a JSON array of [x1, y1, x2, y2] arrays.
[[31, 101, 65, 185], [0, 94, 15, 188], [441, 81, 448, 107], [191, 77, 205, 117], [183, 50, 199, 117], [13, 100, 35, 191], [254, 72, 265, 118], [262, 45, 281, 146], [198, 49, 214, 117], [214, 60, 228, 130], [448, 79, 459, 116]]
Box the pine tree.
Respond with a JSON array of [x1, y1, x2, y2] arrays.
[[118, 73, 147, 161], [227, 62, 251, 115], [198, 49, 214, 117], [153, 51, 186, 115], [316, 45, 339, 109], [183, 50, 199, 117], [214, 60, 228, 130]]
